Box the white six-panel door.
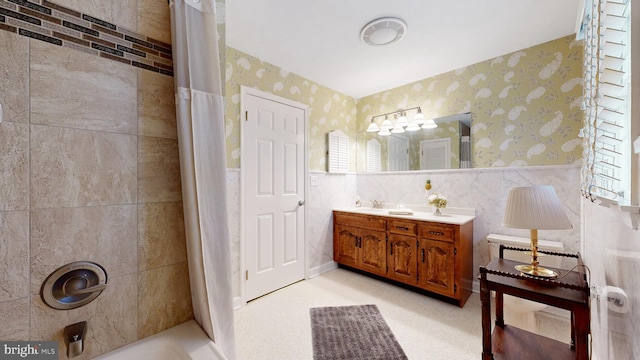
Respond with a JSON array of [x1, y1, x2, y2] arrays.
[[241, 87, 307, 302]]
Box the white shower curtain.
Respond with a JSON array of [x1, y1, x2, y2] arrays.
[[169, 1, 236, 359]]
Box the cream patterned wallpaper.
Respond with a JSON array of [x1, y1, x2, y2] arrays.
[[357, 35, 584, 168], [225, 47, 357, 171]]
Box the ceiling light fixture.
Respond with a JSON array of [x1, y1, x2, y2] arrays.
[[360, 17, 407, 47]]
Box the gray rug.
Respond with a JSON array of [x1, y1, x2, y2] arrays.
[[310, 304, 408, 360]]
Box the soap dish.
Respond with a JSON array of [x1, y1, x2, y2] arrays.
[[388, 209, 413, 215]]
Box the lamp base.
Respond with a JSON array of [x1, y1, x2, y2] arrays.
[[514, 264, 558, 278]]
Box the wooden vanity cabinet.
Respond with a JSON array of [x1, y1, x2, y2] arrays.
[[417, 224, 456, 297], [333, 210, 473, 307], [387, 219, 418, 285], [334, 213, 387, 276]]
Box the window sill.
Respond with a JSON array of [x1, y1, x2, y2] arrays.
[[594, 196, 640, 230]]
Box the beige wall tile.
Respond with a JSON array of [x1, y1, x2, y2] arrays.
[[49, 0, 137, 31], [30, 205, 138, 294], [31, 273, 137, 358], [0, 31, 29, 124], [138, 136, 182, 203], [138, 201, 186, 271], [138, 262, 193, 338], [137, 0, 172, 44], [0, 122, 29, 211], [0, 211, 29, 302], [30, 125, 137, 208], [30, 41, 137, 134], [138, 70, 177, 139], [0, 298, 29, 340]]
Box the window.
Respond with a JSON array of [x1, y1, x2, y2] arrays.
[[580, 0, 638, 207]]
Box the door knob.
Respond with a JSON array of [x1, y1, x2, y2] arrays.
[[298, 200, 306, 206]]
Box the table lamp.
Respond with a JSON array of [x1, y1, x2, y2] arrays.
[[502, 186, 572, 278]]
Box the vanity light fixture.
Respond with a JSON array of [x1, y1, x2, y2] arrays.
[[413, 107, 426, 125], [366, 106, 438, 136], [396, 112, 408, 127], [421, 118, 438, 129], [380, 115, 394, 130], [366, 118, 380, 132]]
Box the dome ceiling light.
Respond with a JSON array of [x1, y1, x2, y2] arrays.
[[360, 17, 407, 47]]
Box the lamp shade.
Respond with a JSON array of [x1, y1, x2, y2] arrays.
[[502, 186, 572, 230]]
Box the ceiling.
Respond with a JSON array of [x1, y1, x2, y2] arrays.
[[226, 0, 583, 99]]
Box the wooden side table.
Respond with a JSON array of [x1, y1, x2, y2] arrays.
[[479, 246, 590, 360]]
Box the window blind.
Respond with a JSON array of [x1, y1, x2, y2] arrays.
[[581, 0, 631, 202], [328, 130, 349, 173]]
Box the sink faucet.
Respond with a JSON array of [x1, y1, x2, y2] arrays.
[[372, 200, 382, 209]]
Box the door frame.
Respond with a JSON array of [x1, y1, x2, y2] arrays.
[[239, 85, 309, 306]]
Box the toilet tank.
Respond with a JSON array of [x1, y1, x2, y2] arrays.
[[487, 233, 564, 268]]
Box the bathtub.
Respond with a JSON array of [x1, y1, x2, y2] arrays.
[[94, 320, 227, 360]]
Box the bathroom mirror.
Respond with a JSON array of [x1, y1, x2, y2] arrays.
[[356, 113, 472, 172]]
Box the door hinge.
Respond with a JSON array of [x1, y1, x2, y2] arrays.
[[454, 284, 457, 293], [245, 110, 248, 121], [245, 270, 248, 280], [454, 248, 457, 255]]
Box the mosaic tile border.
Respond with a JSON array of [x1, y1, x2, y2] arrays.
[[0, 0, 174, 76]]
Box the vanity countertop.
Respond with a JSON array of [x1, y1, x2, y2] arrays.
[[333, 207, 475, 225]]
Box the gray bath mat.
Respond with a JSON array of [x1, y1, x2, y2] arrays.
[[310, 304, 408, 360]]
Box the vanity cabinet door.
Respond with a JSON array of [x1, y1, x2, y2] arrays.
[[359, 228, 387, 276], [388, 233, 418, 285], [417, 238, 456, 297], [334, 224, 386, 275], [334, 225, 359, 268]]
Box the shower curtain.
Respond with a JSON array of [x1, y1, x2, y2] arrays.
[[169, 1, 236, 359]]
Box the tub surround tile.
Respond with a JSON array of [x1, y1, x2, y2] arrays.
[[30, 273, 137, 359], [137, 136, 182, 203], [30, 205, 138, 295], [137, 69, 178, 139], [0, 122, 29, 211], [0, 297, 29, 340], [0, 30, 28, 124], [138, 201, 186, 271], [137, 0, 171, 45], [43, 0, 137, 34], [0, 0, 173, 76], [0, 211, 29, 301], [30, 40, 138, 134], [138, 262, 193, 338], [30, 125, 137, 208]]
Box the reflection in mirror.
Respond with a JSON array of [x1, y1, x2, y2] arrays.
[[358, 113, 472, 172]]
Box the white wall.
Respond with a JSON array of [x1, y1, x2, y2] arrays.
[[583, 201, 640, 359]]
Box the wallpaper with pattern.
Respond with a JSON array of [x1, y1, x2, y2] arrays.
[[225, 47, 357, 171], [357, 35, 584, 168]]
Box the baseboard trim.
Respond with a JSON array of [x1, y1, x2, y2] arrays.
[[308, 261, 338, 278], [233, 296, 243, 310]]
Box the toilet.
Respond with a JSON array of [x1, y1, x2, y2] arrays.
[[486, 233, 564, 332]]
